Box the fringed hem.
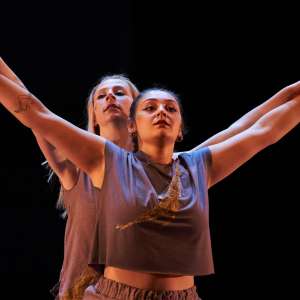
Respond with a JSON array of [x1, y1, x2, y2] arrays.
[[60, 266, 101, 300]]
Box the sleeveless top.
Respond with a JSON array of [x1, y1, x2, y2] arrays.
[[90, 140, 214, 276], [56, 171, 101, 299]]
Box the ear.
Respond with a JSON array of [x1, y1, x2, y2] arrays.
[[176, 130, 183, 142], [91, 102, 98, 127], [128, 118, 137, 135], [87, 101, 97, 132], [93, 113, 98, 127], [92, 111, 97, 128]]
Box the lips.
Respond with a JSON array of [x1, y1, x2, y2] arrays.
[[104, 104, 121, 112], [153, 120, 170, 126]]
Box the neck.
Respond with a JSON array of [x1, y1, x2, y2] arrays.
[[100, 121, 132, 151], [139, 142, 174, 164]]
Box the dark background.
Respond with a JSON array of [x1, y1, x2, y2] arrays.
[[1, 1, 299, 299]]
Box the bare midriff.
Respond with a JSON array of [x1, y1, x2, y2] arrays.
[[104, 266, 194, 291]]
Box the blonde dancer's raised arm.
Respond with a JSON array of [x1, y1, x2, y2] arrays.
[[0, 58, 78, 188], [0, 66, 105, 179]]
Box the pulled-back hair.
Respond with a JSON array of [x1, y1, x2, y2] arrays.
[[129, 87, 186, 152]]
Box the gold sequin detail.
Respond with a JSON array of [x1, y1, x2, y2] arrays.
[[60, 266, 101, 300], [115, 161, 181, 230]]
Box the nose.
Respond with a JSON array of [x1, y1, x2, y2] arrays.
[[106, 91, 116, 102], [156, 104, 167, 116]]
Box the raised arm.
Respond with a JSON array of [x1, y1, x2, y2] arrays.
[[0, 64, 105, 187], [206, 94, 300, 188], [0, 58, 78, 189], [192, 81, 300, 150], [0, 57, 27, 89]]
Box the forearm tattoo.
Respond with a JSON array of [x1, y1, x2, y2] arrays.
[[14, 93, 34, 113]]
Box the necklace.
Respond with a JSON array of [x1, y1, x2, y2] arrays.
[[136, 151, 175, 194]]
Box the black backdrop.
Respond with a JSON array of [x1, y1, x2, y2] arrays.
[[1, 1, 299, 299]]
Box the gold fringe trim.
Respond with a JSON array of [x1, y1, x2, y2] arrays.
[[60, 266, 101, 300], [115, 161, 181, 230]]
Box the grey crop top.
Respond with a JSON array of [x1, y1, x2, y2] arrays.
[[90, 140, 214, 276]]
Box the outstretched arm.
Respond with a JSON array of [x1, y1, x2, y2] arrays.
[[206, 94, 300, 188], [192, 81, 300, 150], [0, 57, 27, 89], [0, 60, 104, 182], [0, 58, 78, 188]]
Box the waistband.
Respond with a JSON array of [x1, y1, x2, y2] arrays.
[[94, 274, 201, 300]]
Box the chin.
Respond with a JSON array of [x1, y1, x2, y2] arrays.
[[152, 134, 175, 145], [107, 114, 127, 123]]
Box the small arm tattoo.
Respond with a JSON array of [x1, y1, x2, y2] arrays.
[[14, 93, 34, 113]]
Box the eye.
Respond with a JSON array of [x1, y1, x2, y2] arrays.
[[166, 106, 177, 112], [144, 106, 155, 111], [115, 91, 125, 96], [97, 94, 106, 99]]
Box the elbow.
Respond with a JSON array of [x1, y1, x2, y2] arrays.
[[249, 124, 279, 149], [25, 111, 49, 131], [28, 110, 55, 135], [257, 126, 281, 147]]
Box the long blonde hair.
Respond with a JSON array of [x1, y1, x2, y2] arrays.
[[44, 75, 139, 214]]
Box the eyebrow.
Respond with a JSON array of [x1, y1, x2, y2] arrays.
[[143, 98, 177, 104], [96, 85, 127, 94]]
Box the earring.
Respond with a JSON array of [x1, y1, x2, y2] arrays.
[[94, 124, 100, 135], [130, 131, 137, 138], [176, 134, 183, 142]]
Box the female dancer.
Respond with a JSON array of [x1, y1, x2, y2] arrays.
[[0, 58, 139, 300], [81, 86, 300, 300], [1, 58, 300, 299]]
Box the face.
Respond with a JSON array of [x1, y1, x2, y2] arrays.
[[131, 90, 182, 147], [93, 79, 134, 126]]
